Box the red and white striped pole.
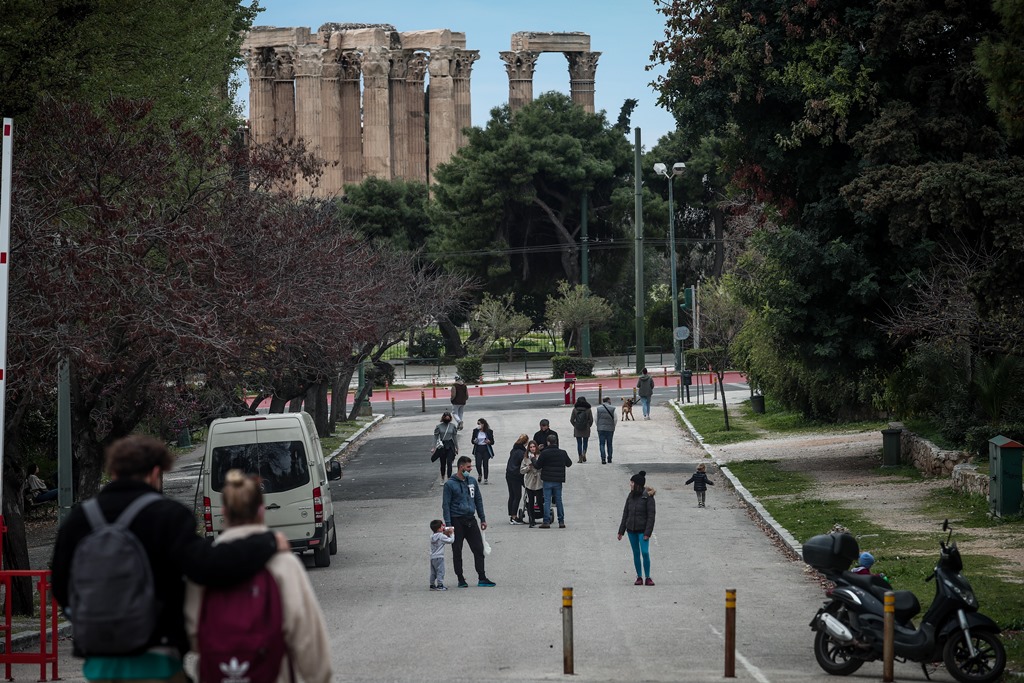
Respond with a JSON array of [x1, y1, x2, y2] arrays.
[[0, 118, 14, 559]]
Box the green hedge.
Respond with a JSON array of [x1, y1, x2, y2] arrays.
[[455, 356, 483, 382], [551, 356, 595, 379], [964, 423, 1024, 461]]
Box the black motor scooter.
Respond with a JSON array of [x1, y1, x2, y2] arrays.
[[803, 520, 1005, 683]]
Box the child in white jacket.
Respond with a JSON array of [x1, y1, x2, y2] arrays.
[[429, 519, 455, 590]]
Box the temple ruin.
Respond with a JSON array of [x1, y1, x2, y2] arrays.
[[241, 26, 599, 197]]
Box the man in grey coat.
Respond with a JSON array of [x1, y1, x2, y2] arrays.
[[595, 396, 617, 464]]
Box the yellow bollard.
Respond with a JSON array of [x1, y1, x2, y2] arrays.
[[883, 591, 895, 682], [598, 383, 603, 404], [724, 589, 736, 677], [562, 586, 574, 675], [526, 373, 531, 394], [391, 397, 396, 417], [420, 390, 426, 413]]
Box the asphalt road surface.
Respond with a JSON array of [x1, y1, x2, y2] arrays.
[[50, 392, 963, 682]]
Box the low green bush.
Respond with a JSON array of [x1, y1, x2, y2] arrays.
[[455, 356, 483, 382], [963, 423, 1024, 461], [366, 360, 395, 388], [551, 356, 595, 379]]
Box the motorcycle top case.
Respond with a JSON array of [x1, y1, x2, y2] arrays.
[[803, 533, 859, 571]]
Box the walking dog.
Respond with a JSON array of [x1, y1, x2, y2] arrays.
[[621, 397, 636, 421]]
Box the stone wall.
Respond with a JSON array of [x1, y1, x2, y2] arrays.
[[892, 423, 989, 496]]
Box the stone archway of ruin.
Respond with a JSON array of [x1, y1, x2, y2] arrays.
[[499, 32, 600, 114]]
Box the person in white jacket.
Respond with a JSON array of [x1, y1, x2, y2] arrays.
[[185, 470, 332, 683]]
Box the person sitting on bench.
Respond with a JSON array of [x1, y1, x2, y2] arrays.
[[27, 463, 58, 504]]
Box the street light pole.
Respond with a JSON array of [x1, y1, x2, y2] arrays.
[[633, 128, 645, 374], [653, 161, 686, 372]]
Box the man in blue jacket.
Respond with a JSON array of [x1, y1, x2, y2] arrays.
[[442, 456, 495, 588]]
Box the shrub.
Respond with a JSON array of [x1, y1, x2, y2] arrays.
[[455, 356, 483, 382], [590, 330, 613, 356], [366, 360, 396, 388], [963, 423, 1024, 461], [409, 332, 444, 359], [551, 356, 596, 378]]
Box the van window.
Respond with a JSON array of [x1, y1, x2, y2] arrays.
[[210, 441, 310, 493]]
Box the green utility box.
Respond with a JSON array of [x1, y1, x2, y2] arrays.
[[881, 428, 903, 467], [989, 435, 1023, 518]]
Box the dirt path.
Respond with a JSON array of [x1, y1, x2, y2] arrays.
[[712, 430, 1024, 583]]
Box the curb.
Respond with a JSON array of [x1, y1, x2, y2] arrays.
[[327, 413, 386, 461], [669, 400, 803, 559], [1, 622, 72, 654]]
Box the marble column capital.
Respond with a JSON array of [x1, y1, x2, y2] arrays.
[[295, 44, 323, 78], [566, 51, 601, 80], [452, 49, 480, 80], [322, 48, 342, 80], [407, 52, 428, 83], [499, 51, 539, 81], [361, 47, 390, 88], [427, 47, 456, 78], [273, 47, 296, 80], [244, 46, 276, 80], [389, 49, 412, 80]]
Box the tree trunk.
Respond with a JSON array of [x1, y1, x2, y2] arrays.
[[269, 395, 288, 413], [314, 381, 329, 437], [438, 317, 464, 358], [329, 372, 343, 432], [2, 474, 34, 615], [288, 397, 303, 413], [717, 372, 730, 430], [338, 363, 357, 422]]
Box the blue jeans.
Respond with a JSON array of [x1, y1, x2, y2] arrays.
[[542, 481, 564, 524], [574, 436, 588, 457], [639, 396, 651, 417], [598, 431, 613, 461], [627, 530, 651, 578]]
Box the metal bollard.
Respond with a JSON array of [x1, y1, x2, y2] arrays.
[[420, 390, 426, 413], [677, 379, 681, 403], [562, 586, 574, 675], [724, 589, 736, 677], [479, 385, 484, 397], [391, 397, 396, 417], [663, 367, 668, 386], [526, 373, 531, 394], [883, 591, 895, 682], [617, 368, 622, 389], [598, 384, 603, 403], [384, 380, 390, 401], [431, 379, 437, 399]]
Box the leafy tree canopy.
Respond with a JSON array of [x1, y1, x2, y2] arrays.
[[337, 177, 430, 251]]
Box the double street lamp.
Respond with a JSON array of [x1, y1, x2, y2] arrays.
[[653, 161, 686, 372]]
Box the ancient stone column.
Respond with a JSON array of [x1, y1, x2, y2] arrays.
[[244, 47, 276, 146], [273, 48, 296, 144], [338, 51, 363, 186], [294, 44, 323, 195], [320, 49, 344, 196], [566, 51, 601, 114], [428, 47, 456, 182], [499, 51, 539, 113], [452, 49, 480, 148], [388, 50, 411, 179], [406, 52, 428, 183], [362, 47, 392, 180]]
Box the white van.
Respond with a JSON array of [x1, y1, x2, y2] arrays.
[[201, 412, 342, 567]]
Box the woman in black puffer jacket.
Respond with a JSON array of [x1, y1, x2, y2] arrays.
[[617, 470, 656, 586]]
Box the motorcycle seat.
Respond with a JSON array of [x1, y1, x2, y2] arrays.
[[842, 572, 921, 621]]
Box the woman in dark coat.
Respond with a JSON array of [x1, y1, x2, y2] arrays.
[[432, 412, 459, 481], [505, 434, 528, 525], [569, 396, 593, 463], [471, 418, 495, 484], [617, 470, 656, 586]]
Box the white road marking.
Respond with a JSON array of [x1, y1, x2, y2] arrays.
[[709, 624, 772, 683]]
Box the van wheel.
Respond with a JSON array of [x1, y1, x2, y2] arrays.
[[328, 522, 338, 556], [313, 542, 331, 568]]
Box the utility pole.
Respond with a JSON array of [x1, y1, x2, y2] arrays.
[[580, 191, 591, 358], [633, 128, 645, 374]]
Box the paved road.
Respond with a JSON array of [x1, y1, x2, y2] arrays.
[[47, 394, 960, 682]]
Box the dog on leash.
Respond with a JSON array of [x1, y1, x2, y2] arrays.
[[621, 397, 636, 421]]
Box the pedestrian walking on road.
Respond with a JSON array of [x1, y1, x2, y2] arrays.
[[533, 419, 558, 450], [450, 376, 469, 429], [471, 418, 495, 484], [684, 463, 715, 508], [595, 397, 617, 463], [533, 434, 572, 529], [618, 470, 656, 586], [441, 456, 495, 588], [506, 434, 528, 525], [433, 412, 459, 481], [185, 470, 332, 683], [428, 520, 455, 590], [636, 368, 655, 419], [51, 435, 281, 683], [569, 396, 593, 463], [520, 440, 544, 527]]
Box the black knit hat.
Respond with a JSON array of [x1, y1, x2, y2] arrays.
[[630, 470, 646, 488]]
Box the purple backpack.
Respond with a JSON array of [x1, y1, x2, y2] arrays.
[[197, 568, 289, 683]]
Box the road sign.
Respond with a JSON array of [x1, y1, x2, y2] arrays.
[[674, 326, 690, 341]]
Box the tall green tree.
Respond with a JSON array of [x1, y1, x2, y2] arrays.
[[337, 177, 430, 251], [430, 93, 634, 300]]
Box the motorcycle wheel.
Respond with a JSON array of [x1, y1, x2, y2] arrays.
[[814, 630, 865, 676], [942, 629, 1005, 683]]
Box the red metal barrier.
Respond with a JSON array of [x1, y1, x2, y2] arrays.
[[0, 570, 60, 681]]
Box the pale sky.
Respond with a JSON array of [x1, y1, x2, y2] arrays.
[[236, 0, 678, 145]]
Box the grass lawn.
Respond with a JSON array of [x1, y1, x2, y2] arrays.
[[320, 419, 372, 456]]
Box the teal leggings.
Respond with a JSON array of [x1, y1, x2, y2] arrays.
[[627, 530, 651, 578]]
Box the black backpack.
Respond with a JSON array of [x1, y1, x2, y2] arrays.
[[68, 492, 162, 655]]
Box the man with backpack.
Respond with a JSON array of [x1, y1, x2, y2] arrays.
[[51, 435, 285, 683]]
